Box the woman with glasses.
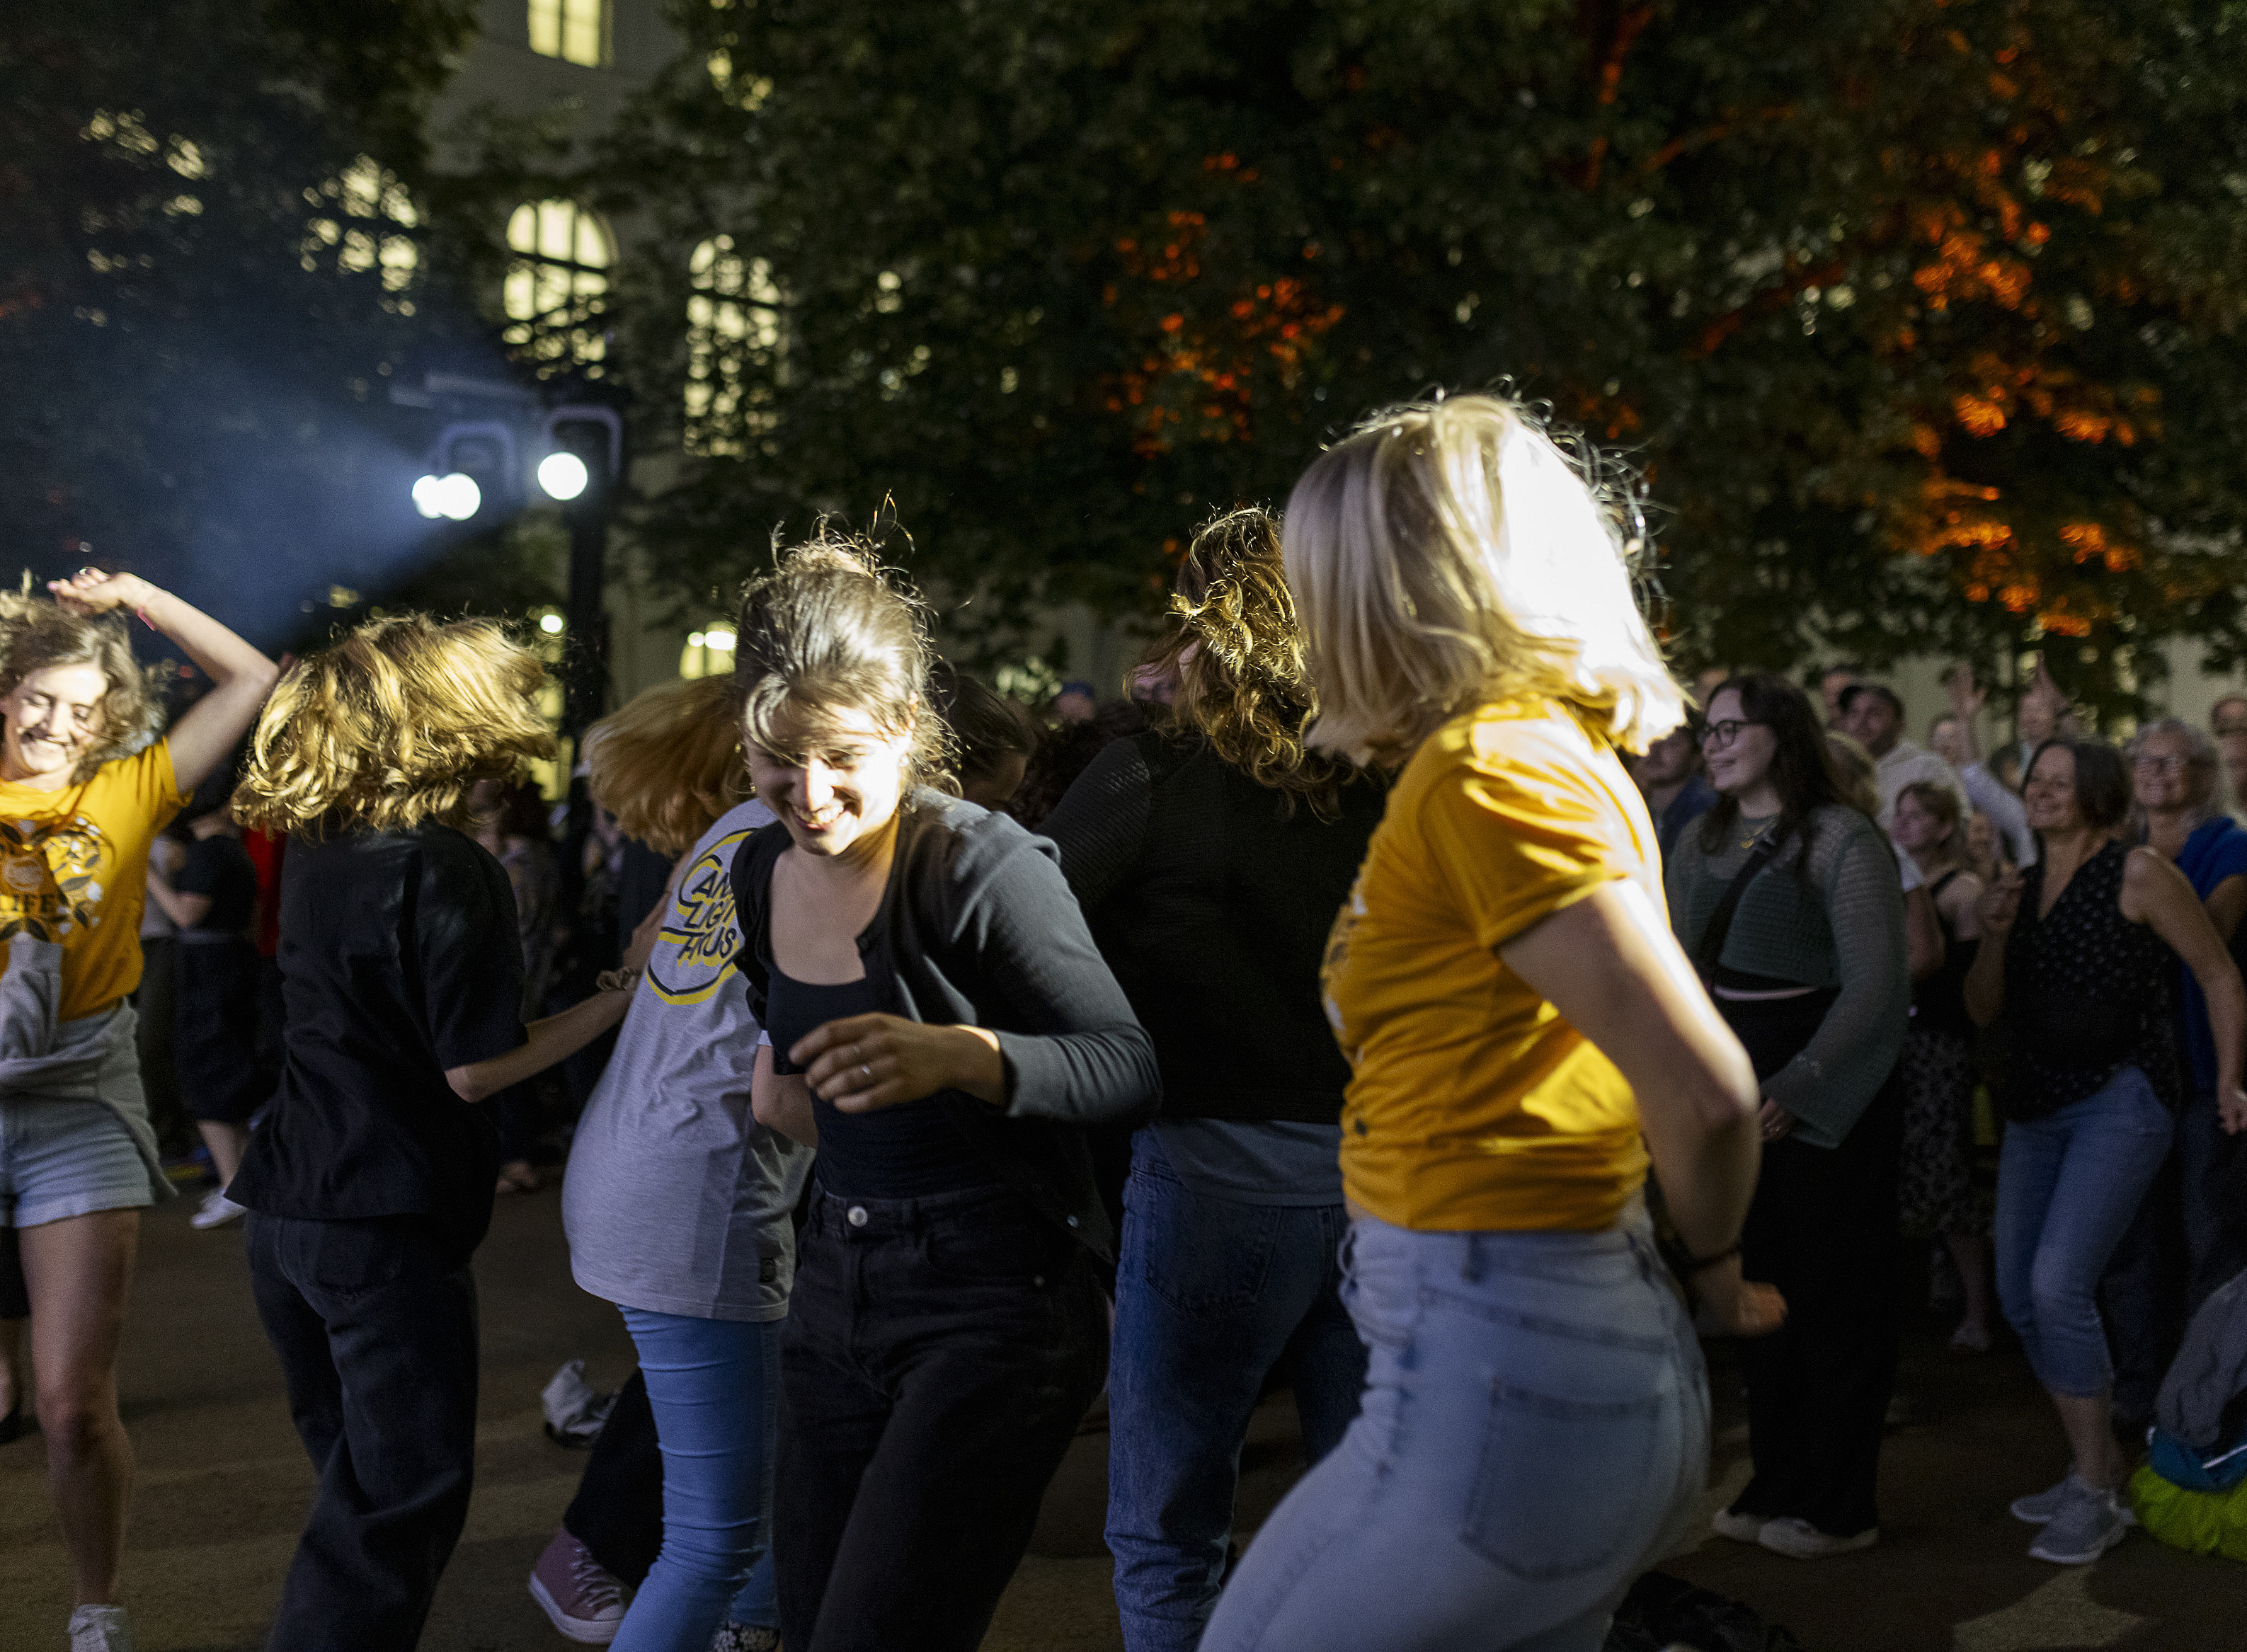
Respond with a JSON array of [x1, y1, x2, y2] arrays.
[[1197, 396, 1779, 1652], [1967, 737, 2246, 1564], [1673, 673, 1911, 1560]]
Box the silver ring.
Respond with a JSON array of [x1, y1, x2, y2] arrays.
[[859, 1062, 873, 1083]]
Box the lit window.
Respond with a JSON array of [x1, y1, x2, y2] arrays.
[[504, 200, 613, 373], [301, 156, 421, 306], [529, 0, 607, 67], [680, 625, 737, 681], [685, 236, 782, 455]]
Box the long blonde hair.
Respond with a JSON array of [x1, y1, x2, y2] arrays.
[[586, 676, 751, 855], [1140, 507, 1358, 818], [0, 578, 164, 781], [1281, 396, 1683, 764], [231, 615, 554, 838]]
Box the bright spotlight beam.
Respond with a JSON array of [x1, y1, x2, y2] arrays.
[[435, 473, 481, 521], [413, 474, 445, 519], [537, 452, 590, 501]]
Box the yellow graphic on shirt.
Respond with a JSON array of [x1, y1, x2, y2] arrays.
[[648, 829, 752, 1006], [0, 812, 111, 942]]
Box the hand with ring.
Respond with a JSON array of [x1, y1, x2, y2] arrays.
[[791, 1012, 1007, 1112]]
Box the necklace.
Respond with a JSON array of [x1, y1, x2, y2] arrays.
[[1738, 815, 1778, 851]]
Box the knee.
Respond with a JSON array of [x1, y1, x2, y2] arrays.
[[35, 1382, 120, 1454]]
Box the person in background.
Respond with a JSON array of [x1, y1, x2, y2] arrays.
[[1630, 718, 1718, 862], [2004, 666, 2067, 785], [1817, 663, 1865, 725], [1052, 679, 1099, 724], [1010, 699, 1150, 830], [2101, 719, 2247, 1431], [2212, 693, 2247, 818], [930, 661, 1039, 811], [735, 540, 1159, 1652], [227, 616, 648, 1651], [1679, 673, 1910, 1561], [1964, 809, 2011, 885], [1839, 682, 1969, 834], [1965, 737, 2246, 1566], [474, 780, 561, 1195], [146, 780, 263, 1229], [1929, 712, 1969, 771], [1889, 781, 1994, 1353], [1039, 508, 1386, 1652], [553, 675, 812, 1652], [1940, 667, 2038, 865], [1200, 397, 1778, 1652], [133, 825, 191, 1162]]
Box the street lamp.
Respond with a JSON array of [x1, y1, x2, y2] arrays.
[[411, 472, 483, 521], [537, 452, 590, 501]]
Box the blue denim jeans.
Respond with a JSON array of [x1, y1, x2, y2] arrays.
[[1996, 1065, 2175, 1399], [1105, 1144, 1364, 1652], [611, 1309, 782, 1651], [1197, 1212, 1708, 1652]]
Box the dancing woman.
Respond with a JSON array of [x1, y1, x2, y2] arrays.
[[228, 616, 646, 1651], [0, 569, 277, 1652], [1200, 396, 1779, 1652], [733, 539, 1159, 1652]]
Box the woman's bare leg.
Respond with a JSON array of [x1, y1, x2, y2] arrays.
[[195, 1120, 249, 1188], [21, 1209, 139, 1605]]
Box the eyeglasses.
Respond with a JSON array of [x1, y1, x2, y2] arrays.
[[1698, 720, 1767, 750], [2132, 754, 2190, 776]]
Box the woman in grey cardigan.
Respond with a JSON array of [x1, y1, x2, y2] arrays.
[[1669, 672, 1910, 1560]]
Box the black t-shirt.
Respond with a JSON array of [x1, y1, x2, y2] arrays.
[[175, 832, 257, 937], [229, 822, 527, 1257]]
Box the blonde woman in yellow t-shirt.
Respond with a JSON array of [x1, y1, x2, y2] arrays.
[[0, 569, 278, 1652], [1199, 397, 1781, 1652]]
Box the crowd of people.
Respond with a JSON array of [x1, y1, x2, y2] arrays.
[[1, 392, 2246, 1652]]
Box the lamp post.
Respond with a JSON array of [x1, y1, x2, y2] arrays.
[[541, 404, 624, 748]]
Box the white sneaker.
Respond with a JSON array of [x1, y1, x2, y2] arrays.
[[69, 1605, 136, 1652], [190, 1191, 247, 1230], [1758, 1516, 1879, 1559], [1711, 1507, 1768, 1542]]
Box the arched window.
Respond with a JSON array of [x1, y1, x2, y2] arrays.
[[504, 200, 612, 372], [529, 0, 607, 68], [685, 235, 782, 455]]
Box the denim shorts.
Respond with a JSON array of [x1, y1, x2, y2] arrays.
[[1, 1097, 157, 1228]]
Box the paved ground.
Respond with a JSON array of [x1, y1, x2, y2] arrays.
[[6, 1186, 2246, 1651]]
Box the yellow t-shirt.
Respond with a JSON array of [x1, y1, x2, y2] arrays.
[[0, 742, 188, 1021], [1322, 700, 1657, 1231]]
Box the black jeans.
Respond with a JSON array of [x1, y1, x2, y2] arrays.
[[1720, 992, 1904, 1539], [246, 1212, 480, 1651], [564, 1366, 665, 1585], [777, 1183, 1109, 1652]]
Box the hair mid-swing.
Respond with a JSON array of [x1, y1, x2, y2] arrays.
[[729, 532, 956, 797], [231, 614, 554, 838], [0, 575, 166, 780], [586, 675, 753, 856]]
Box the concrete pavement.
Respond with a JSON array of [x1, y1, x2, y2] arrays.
[[5, 1185, 2243, 1650]]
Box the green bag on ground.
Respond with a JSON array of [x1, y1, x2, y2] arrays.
[[2129, 1462, 2247, 1561]]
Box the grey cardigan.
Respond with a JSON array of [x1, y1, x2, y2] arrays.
[[729, 790, 1160, 1262]]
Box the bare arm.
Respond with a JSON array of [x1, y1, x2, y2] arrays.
[[2123, 848, 2247, 1124], [49, 570, 280, 795], [143, 864, 211, 929], [2207, 873, 2247, 948], [1499, 880, 1782, 1336], [750, 1040, 821, 1146], [1965, 870, 2023, 1026], [445, 989, 629, 1103]]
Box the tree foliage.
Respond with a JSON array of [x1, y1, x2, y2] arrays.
[[572, 0, 2247, 713]]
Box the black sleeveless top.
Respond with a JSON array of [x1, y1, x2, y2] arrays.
[[1910, 869, 1979, 1041], [2001, 842, 2179, 1119]]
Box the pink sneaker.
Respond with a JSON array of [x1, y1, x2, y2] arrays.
[[530, 1529, 629, 1644]]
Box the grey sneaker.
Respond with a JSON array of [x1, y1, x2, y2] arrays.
[[2028, 1486, 2132, 1564], [709, 1626, 780, 1652], [68, 1605, 136, 1652], [2011, 1474, 2137, 1527]]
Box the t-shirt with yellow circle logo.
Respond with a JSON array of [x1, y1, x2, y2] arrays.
[[0, 742, 188, 1021], [1320, 699, 1658, 1232]]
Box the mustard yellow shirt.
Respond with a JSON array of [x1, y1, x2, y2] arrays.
[[0, 742, 188, 1020], [1321, 700, 1657, 1231]]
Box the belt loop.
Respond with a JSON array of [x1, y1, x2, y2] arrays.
[[1460, 1232, 1483, 1283]]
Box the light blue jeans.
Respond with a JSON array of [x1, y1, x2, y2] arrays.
[[1198, 1212, 1708, 1652], [612, 1309, 782, 1651], [1995, 1064, 2174, 1399]]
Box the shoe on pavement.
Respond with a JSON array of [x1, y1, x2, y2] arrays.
[[68, 1606, 136, 1652], [530, 1529, 629, 1644], [1758, 1516, 1879, 1559], [709, 1625, 780, 1652], [2028, 1485, 2132, 1564], [190, 1191, 246, 1230], [1711, 1506, 1768, 1542], [2011, 1473, 2136, 1527]]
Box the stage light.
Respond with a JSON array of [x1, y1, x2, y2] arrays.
[[539, 612, 566, 635], [537, 452, 590, 501], [422, 473, 481, 520], [412, 474, 445, 518]]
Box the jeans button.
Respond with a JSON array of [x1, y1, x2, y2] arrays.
[[846, 1205, 869, 1228]]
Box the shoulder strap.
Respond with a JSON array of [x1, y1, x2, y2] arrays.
[[1931, 868, 1962, 900], [1696, 834, 1783, 978]]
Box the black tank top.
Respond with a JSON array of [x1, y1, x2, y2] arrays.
[[1911, 869, 1979, 1040]]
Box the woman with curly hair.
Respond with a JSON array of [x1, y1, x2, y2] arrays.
[[733, 537, 1158, 1651], [227, 615, 650, 1652], [0, 567, 276, 1652], [1036, 508, 1388, 1652]]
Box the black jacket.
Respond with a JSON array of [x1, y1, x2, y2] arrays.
[[730, 791, 1158, 1261]]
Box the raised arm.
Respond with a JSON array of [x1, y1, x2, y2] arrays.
[[1500, 879, 1780, 1336], [1966, 869, 2024, 1027], [50, 570, 279, 794], [2123, 847, 2247, 1128]]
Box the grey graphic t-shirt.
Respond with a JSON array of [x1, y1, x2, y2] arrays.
[[563, 800, 812, 1321]]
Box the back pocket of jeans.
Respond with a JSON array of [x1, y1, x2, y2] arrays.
[[1460, 1379, 1668, 1580]]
